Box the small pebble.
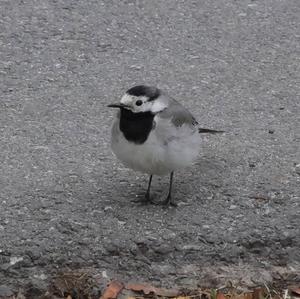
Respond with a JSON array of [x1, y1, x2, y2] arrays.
[[104, 206, 113, 212], [295, 164, 300, 175], [9, 256, 23, 265], [229, 204, 237, 210]]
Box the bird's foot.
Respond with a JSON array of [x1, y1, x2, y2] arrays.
[[160, 195, 178, 207]]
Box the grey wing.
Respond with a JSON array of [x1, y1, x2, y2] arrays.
[[158, 96, 225, 134], [158, 97, 198, 128]]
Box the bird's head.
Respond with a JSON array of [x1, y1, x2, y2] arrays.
[[108, 85, 167, 113]]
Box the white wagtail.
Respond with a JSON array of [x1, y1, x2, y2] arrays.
[[108, 85, 223, 206]]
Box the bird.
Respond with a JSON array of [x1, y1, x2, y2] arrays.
[[108, 85, 223, 206]]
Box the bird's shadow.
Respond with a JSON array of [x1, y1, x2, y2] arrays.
[[107, 155, 228, 207]]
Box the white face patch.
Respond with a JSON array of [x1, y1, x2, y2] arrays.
[[120, 94, 147, 107], [150, 100, 167, 113], [119, 93, 167, 113]]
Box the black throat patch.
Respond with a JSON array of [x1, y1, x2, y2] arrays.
[[119, 108, 155, 144]]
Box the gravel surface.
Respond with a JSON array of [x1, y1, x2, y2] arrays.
[[0, 0, 299, 296]]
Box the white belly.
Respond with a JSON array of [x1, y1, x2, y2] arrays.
[[111, 119, 201, 175]]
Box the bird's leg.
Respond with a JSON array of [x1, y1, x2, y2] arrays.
[[161, 171, 177, 207], [145, 174, 153, 201], [131, 174, 154, 204]]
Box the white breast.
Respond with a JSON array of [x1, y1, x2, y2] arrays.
[[110, 116, 201, 176]]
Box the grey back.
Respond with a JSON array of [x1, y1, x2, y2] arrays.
[[158, 95, 198, 128]]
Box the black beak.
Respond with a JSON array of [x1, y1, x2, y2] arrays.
[[107, 103, 129, 109]]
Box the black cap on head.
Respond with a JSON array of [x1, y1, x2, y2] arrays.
[[126, 85, 160, 101]]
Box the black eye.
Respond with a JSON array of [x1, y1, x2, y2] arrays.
[[135, 100, 143, 106]]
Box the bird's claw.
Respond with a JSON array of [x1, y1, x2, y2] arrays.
[[160, 195, 178, 207]]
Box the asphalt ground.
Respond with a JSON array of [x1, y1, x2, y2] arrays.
[[0, 0, 299, 295]]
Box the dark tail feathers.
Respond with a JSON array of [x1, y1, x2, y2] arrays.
[[198, 128, 225, 134]]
